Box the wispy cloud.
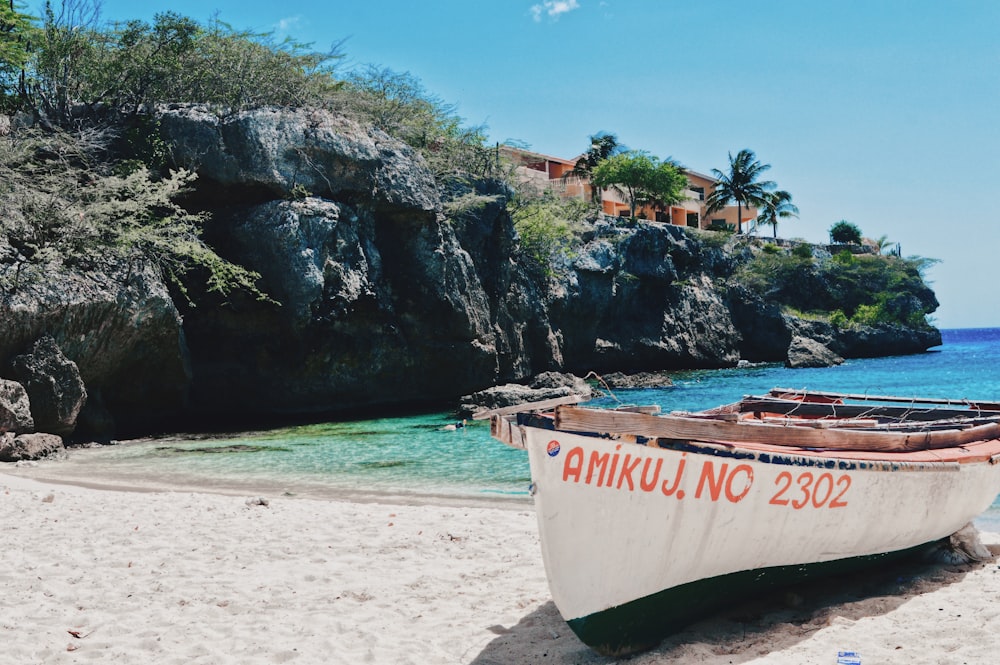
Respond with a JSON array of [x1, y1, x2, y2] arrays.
[[273, 15, 303, 36], [530, 0, 580, 22]]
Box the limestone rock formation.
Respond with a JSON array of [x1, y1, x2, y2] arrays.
[[157, 105, 438, 211], [786, 336, 845, 368], [551, 223, 741, 372], [0, 379, 33, 433], [600, 371, 674, 390], [0, 432, 63, 462], [0, 106, 944, 435], [10, 336, 87, 436], [458, 372, 594, 418], [0, 257, 190, 436], [161, 107, 498, 419]]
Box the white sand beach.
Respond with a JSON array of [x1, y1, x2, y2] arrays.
[[3, 468, 1000, 665]]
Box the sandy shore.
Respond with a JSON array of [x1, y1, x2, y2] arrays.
[[3, 469, 1000, 665]]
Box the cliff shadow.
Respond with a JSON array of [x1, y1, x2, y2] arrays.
[[469, 548, 998, 664]]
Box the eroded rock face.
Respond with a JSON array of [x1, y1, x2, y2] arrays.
[[179, 199, 499, 416], [10, 336, 87, 436], [158, 105, 438, 211], [0, 258, 191, 435], [0, 107, 944, 435], [0, 380, 33, 433], [551, 224, 741, 372]]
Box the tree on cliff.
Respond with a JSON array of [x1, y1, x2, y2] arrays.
[[755, 190, 799, 239], [829, 220, 862, 244], [705, 149, 776, 234], [564, 132, 622, 204], [0, 0, 36, 112], [591, 151, 687, 218]]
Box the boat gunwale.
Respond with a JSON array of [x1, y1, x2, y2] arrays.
[[513, 410, 1000, 468]]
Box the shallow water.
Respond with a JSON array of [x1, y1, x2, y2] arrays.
[[22, 328, 1000, 524]]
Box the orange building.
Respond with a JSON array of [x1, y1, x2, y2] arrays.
[[501, 147, 756, 231]]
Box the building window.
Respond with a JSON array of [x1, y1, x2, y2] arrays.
[[686, 213, 699, 228]]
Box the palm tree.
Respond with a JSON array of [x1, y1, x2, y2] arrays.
[[564, 132, 622, 203], [755, 190, 799, 238], [705, 149, 776, 234]]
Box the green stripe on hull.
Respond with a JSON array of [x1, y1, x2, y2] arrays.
[[567, 543, 936, 657]]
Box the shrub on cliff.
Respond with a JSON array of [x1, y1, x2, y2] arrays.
[[829, 220, 862, 244], [333, 65, 496, 179], [8, 5, 341, 125], [0, 128, 263, 300], [736, 244, 937, 328], [510, 194, 594, 278], [4, 4, 493, 181]]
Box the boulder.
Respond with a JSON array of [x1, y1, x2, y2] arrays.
[[0, 432, 63, 462], [601, 371, 674, 389], [10, 336, 87, 436], [457, 373, 594, 418], [786, 336, 845, 369], [0, 379, 33, 433], [529, 371, 592, 393]]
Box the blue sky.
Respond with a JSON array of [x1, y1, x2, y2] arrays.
[[30, 0, 1000, 328]]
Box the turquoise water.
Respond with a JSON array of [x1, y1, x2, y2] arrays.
[[43, 329, 1000, 519]]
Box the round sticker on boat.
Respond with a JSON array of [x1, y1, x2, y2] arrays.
[[546, 440, 561, 457]]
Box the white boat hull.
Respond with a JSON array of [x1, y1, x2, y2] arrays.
[[520, 424, 1000, 654]]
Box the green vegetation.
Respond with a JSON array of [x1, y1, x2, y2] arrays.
[[755, 190, 799, 238], [564, 132, 622, 203], [0, 1, 498, 299], [737, 243, 938, 329], [590, 150, 687, 219], [0, 2, 937, 334], [336, 65, 495, 178], [705, 149, 776, 235], [12, 7, 340, 125], [510, 194, 594, 277], [829, 220, 862, 244], [685, 226, 732, 249], [0, 2, 37, 112], [791, 243, 814, 259], [0, 128, 264, 299]]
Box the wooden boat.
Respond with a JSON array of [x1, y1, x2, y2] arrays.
[[482, 388, 1000, 656]]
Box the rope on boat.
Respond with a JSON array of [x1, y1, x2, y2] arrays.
[[583, 371, 623, 405]]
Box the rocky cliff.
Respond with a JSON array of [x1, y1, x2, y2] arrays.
[[0, 106, 942, 438]]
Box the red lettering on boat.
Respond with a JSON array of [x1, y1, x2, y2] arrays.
[[562, 446, 584, 483], [587, 451, 610, 486], [769, 470, 852, 509], [639, 457, 663, 492], [769, 471, 792, 506], [695, 461, 727, 501], [605, 447, 622, 487], [724, 464, 754, 503], [661, 454, 686, 496], [791, 472, 814, 509], [616, 454, 642, 490], [829, 475, 851, 508]]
